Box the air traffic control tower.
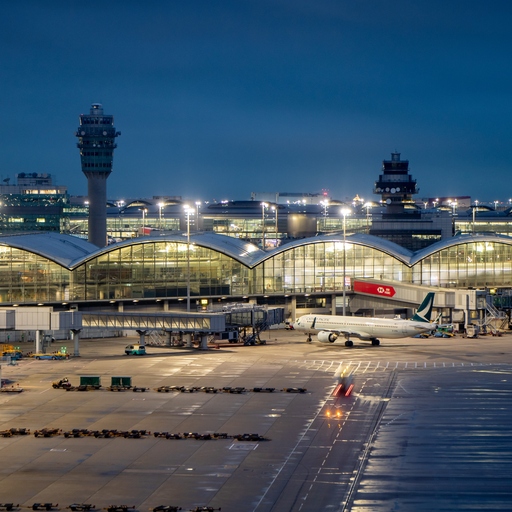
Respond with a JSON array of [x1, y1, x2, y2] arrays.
[[374, 151, 418, 214], [76, 103, 120, 247]]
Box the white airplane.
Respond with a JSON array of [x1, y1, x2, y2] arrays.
[[293, 292, 436, 347]]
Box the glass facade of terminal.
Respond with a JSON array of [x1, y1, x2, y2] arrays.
[[74, 242, 249, 301], [412, 241, 512, 288], [2, 236, 512, 305], [0, 245, 70, 303], [257, 242, 408, 294]]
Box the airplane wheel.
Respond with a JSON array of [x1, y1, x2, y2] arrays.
[[345, 340, 353, 347], [307, 336, 312, 343], [371, 339, 380, 346]]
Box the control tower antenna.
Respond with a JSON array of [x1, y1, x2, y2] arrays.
[[75, 103, 121, 247]]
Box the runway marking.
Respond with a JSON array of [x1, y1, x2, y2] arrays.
[[293, 360, 501, 373]]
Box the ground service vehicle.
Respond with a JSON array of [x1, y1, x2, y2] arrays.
[[52, 378, 72, 389], [463, 324, 479, 338], [1, 344, 23, 359], [125, 344, 146, 355], [32, 352, 68, 360]]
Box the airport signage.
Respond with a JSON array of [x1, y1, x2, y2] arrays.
[[353, 281, 396, 297]]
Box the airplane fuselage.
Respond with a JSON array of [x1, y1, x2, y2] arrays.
[[293, 314, 436, 341]]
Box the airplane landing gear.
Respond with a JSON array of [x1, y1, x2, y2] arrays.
[[371, 338, 380, 346], [345, 340, 353, 347], [307, 335, 312, 343]]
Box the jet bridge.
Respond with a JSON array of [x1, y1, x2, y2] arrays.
[[81, 310, 227, 351], [81, 311, 225, 332], [2, 308, 226, 356], [2, 306, 285, 355]]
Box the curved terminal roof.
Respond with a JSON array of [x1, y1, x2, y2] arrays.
[[2, 231, 512, 271], [253, 233, 414, 266], [0, 232, 99, 267], [78, 232, 265, 268], [410, 233, 512, 266]]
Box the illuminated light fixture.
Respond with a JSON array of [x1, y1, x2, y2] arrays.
[[133, 299, 139, 303], [12, 304, 19, 307], [109, 300, 116, 303], [476, 243, 494, 252], [37, 303, 44, 306], [245, 245, 259, 254]]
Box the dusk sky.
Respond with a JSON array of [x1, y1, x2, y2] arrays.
[[1, 1, 512, 204]]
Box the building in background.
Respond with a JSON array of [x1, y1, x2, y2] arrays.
[[2, 149, 512, 249], [0, 173, 68, 234]]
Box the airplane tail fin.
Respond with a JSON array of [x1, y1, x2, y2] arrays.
[[411, 292, 435, 323]]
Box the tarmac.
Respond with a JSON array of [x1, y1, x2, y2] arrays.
[[1, 330, 512, 511]]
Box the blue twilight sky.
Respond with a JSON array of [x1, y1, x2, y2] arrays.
[[1, 0, 512, 204]]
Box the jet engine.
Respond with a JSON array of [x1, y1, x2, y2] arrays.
[[318, 331, 338, 343]]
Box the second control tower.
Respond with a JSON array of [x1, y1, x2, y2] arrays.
[[76, 103, 120, 247], [373, 151, 418, 214]]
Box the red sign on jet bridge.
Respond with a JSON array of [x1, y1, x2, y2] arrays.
[[353, 281, 396, 297]]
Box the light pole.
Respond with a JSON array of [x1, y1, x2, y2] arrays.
[[261, 202, 267, 249], [364, 202, 372, 233], [340, 208, 351, 316], [158, 202, 164, 229], [473, 199, 479, 235], [271, 205, 278, 242], [116, 200, 125, 237], [195, 201, 201, 230], [184, 205, 193, 312], [141, 207, 147, 231]]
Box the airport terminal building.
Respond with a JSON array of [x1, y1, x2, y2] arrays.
[[1, 140, 511, 334], [1, 230, 510, 330]]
